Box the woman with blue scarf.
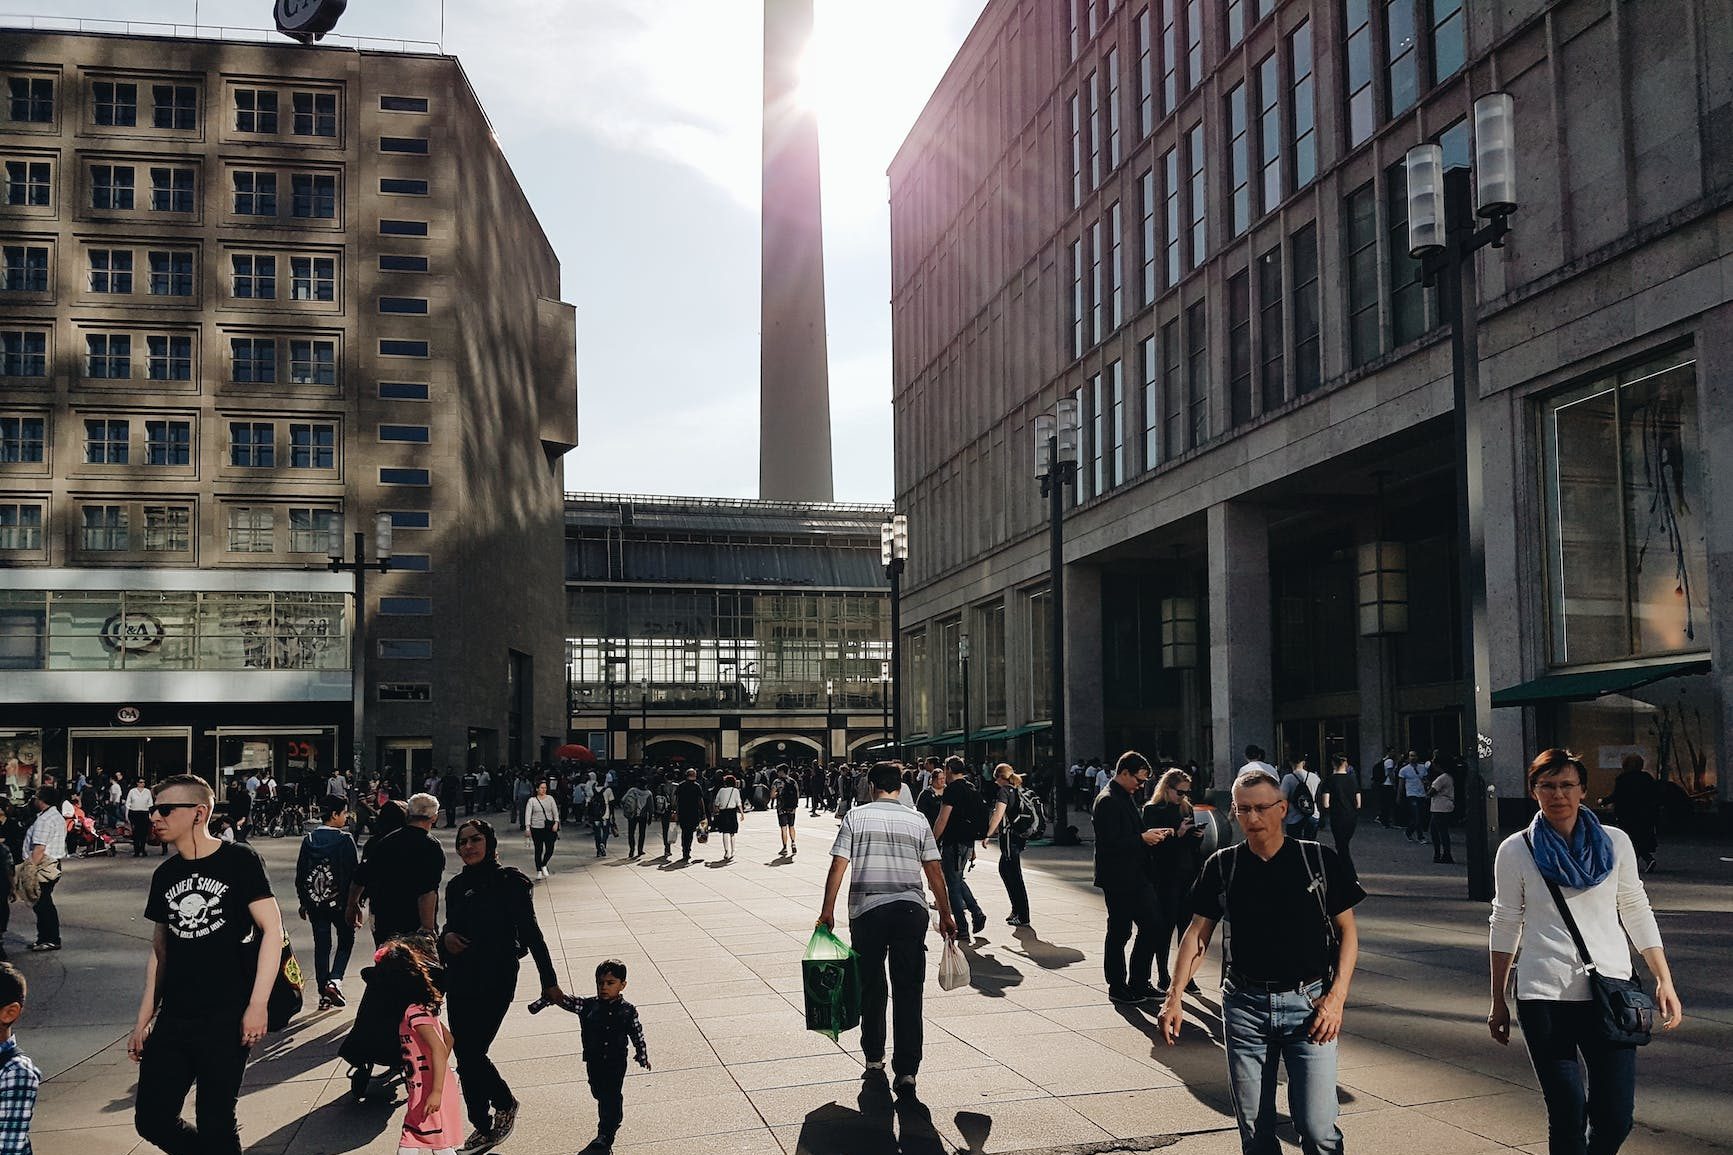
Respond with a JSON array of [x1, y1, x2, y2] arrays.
[[1487, 749, 1683, 1155]]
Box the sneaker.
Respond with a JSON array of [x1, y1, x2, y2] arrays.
[[323, 981, 347, 1009], [893, 1074, 917, 1098], [1139, 982, 1166, 1002], [1184, 980, 1202, 996], [26, 942, 59, 952], [970, 910, 987, 936], [1108, 985, 1143, 1005], [458, 1128, 495, 1155], [1005, 915, 1029, 927], [491, 1100, 519, 1145], [317, 996, 332, 1012]]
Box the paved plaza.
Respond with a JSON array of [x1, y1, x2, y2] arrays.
[[13, 810, 1733, 1155]]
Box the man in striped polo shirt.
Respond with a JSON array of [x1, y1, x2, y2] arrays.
[[819, 762, 957, 1099]]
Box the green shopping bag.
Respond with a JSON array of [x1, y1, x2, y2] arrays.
[[802, 923, 861, 1040]]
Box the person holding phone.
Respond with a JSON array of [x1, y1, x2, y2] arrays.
[[1142, 767, 1206, 996]]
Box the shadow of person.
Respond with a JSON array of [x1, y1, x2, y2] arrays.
[[792, 1077, 896, 1155], [953, 1109, 993, 1154], [1115, 1002, 1234, 1114], [1006, 924, 1085, 970], [960, 943, 1024, 998], [245, 1074, 399, 1155], [768, 854, 795, 866]]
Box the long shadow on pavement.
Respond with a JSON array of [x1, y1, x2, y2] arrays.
[[793, 1076, 952, 1155], [248, 1080, 399, 1155], [1115, 1003, 1233, 1114], [1005, 924, 1085, 970], [960, 942, 1023, 999]]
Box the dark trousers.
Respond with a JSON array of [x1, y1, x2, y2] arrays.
[[587, 1057, 627, 1141], [1151, 875, 1190, 986], [1518, 999, 1638, 1155], [998, 839, 1030, 921], [679, 819, 699, 859], [628, 814, 650, 856], [530, 827, 556, 871], [450, 971, 518, 1133], [130, 809, 151, 855], [135, 1013, 249, 1155], [1431, 811, 1454, 860], [1405, 795, 1430, 838], [1376, 784, 1396, 826], [307, 912, 355, 991], [33, 875, 59, 946], [1102, 881, 1161, 990], [850, 900, 929, 1078], [1330, 820, 1357, 879], [659, 814, 673, 853]]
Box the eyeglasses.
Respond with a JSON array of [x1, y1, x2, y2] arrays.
[[148, 802, 201, 818], [1231, 800, 1286, 818], [1534, 781, 1583, 794]]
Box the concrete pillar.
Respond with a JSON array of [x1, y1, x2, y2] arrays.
[[1063, 563, 1105, 766], [1353, 514, 1394, 772], [1481, 387, 1536, 802], [1694, 302, 1733, 812], [1208, 501, 1274, 786], [1006, 587, 1030, 729]]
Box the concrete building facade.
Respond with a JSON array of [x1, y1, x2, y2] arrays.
[[888, 0, 1733, 817], [0, 28, 577, 795]]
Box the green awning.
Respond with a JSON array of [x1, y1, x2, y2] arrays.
[[989, 721, 1053, 740], [1491, 658, 1710, 708]]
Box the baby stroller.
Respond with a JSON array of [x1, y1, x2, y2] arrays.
[[66, 802, 118, 858], [337, 939, 443, 1100]]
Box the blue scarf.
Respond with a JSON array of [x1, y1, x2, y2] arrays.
[[1527, 806, 1615, 889]]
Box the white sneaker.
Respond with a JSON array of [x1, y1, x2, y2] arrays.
[[536, 868, 547, 879]]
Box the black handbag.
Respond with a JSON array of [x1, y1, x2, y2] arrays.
[[1524, 834, 1655, 1046]]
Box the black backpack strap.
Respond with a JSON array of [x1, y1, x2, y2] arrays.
[[1523, 832, 1597, 973], [1299, 839, 1339, 960], [1219, 844, 1240, 979]]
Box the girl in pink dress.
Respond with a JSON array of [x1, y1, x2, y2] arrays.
[[377, 941, 463, 1155]]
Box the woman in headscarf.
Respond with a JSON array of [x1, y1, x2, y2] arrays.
[[439, 819, 566, 1152]]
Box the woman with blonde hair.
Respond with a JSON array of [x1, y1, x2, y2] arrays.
[[981, 764, 1032, 927], [1142, 766, 1205, 994]]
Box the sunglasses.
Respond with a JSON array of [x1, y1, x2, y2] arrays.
[[149, 802, 202, 818]]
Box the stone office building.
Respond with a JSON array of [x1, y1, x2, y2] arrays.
[[0, 27, 577, 796], [888, 0, 1732, 817]]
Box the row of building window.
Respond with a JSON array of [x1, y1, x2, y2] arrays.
[[1, 415, 432, 471], [0, 500, 439, 561], [0, 245, 429, 300], [5, 71, 429, 136], [0, 331, 430, 382]]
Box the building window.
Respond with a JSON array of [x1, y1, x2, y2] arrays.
[[1386, 160, 1431, 345], [1089, 219, 1104, 344], [1091, 373, 1106, 493], [1109, 359, 1126, 486], [230, 421, 275, 467], [378, 296, 428, 315], [391, 553, 431, 572], [80, 504, 128, 551], [1187, 123, 1207, 269], [231, 254, 276, 299], [1290, 21, 1316, 188], [1162, 147, 1181, 286], [8, 78, 53, 123], [0, 503, 42, 550], [1229, 270, 1252, 426], [1108, 202, 1124, 328], [379, 254, 428, 273], [85, 419, 129, 464], [0, 331, 45, 377], [1345, 182, 1379, 367], [0, 245, 47, 292], [1159, 0, 1179, 112], [291, 256, 337, 301], [378, 638, 432, 659], [1432, 0, 1465, 80], [1162, 318, 1184, 458], [91, 164, 135, 210], [288, 423, 336, 469], [1069, 239, 1085, 358], [152, 84, 197, 130], [379, 466, 430, 486], [379, 219, 428, 237], [379, 683, 431, 702], [1227, 82, 1249, 237], [149, 167, 195, 213], [233, 170, 278, 216], [1139, 169, 1157, 305], [1258, 244, 1284, 411], [1387, 0, 1420, 117], [1135, 337, 1158, 473], [93, 80, 137, 126], [380, 597, 432, 616], [379, 339, 428, 358], [1106, 48, 1122, 170], [5, 160, 51, 206], [89, 248, 133, 294], [1184, 0, 1203, 88], [386, 510, 430, 529], [1186, 301, 1208, 447], [234, 88, 278, 133], [1292, 222, 1320, 393], [1257, 54, 1281, 214], [379, 136, 428, 155], [231, 337, 276, 383], [147, 335, 192, 381], [291, 91, 338, 137], [288, 507, 338, 553], [141, 505, 190, 552], [85, 335, 131, 380], [145, 420, 191, 466], [1068, 92, 1083, 209], [378, 424, 430, 443], [378, 381, 429, 401], [290, 173, 337, 219], [148, 250, 194, 296], [1074, 384, 1093, 504], [379, 177, 428, 196], [0, 416, 45, 463], [227, 506, 274, 552], [1135, 7, 1154, 136], [380, 95, 430, 113], [289, 339, 337, 385], [1345, 0, 1375, 148]]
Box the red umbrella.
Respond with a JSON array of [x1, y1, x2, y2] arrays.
[[555, 743, 595, 763]]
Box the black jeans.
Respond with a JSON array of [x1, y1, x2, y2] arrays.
[[1518, 998, 1638, 1155], [307, 911, 355, 991], [587, 1057, 626, 1141], [1405, 794, 1430, 838], [1102, 881, 1161, 990], [130, 809, 151, 855], [679, 819, 700, 859], [659, 814, 673, 853], [135, 1013, 250, 1155], [449, 968, 518, 1133], [998, 838, 1030, 921], [1431, 812, 1454, 860], [33, 875, 59, 946], [1150, 874, 1190, 986], [850, 900, 929, 1078], [628, 813, 650, 855], [1330, 820, 1358, 879], [530, 827, 556, 871]]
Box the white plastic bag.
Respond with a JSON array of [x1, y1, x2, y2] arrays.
[[937, 938, 970, 991]]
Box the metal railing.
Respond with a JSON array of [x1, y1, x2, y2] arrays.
[[565, 491, 893, 517], [0, 14, 442, 55]]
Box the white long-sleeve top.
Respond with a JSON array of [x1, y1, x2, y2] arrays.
[[1488, 823, 1663, 1001]]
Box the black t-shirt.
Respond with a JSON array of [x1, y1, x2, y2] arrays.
[[145, 841, 274, 1019], [1188, 838, 1365, 983], [355, 825, 445, 939], [673, 780, 707, 822], [939, 779, 981, 845]]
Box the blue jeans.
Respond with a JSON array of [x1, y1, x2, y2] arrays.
[[593, 820, 610, 853], [307, 911, 355, 991], [1223, 979, 1343, 1154], [940, 842, 982, 921], [1518, 999, 1637, 1155]]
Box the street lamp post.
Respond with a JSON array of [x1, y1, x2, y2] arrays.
[[328, 514, 393, 791], [959, 632, 971, 773], [1035, 398, 1081, 844], [1405, 92, 1517, 903], [639, 677, 649, 765], [825, 677, 834, 762], [880, 514, 909, 759], [879, 660, 892, 757]]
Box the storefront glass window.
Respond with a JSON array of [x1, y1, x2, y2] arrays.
[[0, 592, 46, 670], [908, 629, 931, 735], [1029, 588, 1053, 721], [978, 602, 1007, 726], [940, 618, 963, 733], [0, 731, 41, 799]]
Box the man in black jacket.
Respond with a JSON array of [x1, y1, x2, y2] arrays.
[[1091, 751, 1171, 1004], [673, 769, 708, 863]]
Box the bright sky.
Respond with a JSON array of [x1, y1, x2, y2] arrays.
[[57, 0, 988, 501]]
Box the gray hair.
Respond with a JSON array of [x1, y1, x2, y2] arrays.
[[406, 792, 440, 819]]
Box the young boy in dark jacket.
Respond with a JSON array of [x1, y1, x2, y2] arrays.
[[295, 795, 359, 1008], [542, 959, 650, 1154]]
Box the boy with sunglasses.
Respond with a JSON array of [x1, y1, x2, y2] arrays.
[[130, 774, 283, 1155]]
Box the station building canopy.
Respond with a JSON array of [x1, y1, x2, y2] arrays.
[[1490, 658, 1711, 708]]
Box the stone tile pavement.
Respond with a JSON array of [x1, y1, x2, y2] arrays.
[[19, 808, 1733, 1154]]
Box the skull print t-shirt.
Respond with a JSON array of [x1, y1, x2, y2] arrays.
[[145, 841, 275, 1019]]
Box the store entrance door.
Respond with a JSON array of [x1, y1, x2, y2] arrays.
[[69, 728, 192, 786], [380, 739, 433, 797]]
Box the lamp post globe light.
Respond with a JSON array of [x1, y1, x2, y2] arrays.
[[959, 632, 971, 773], [1403, 91, 1517, 903], [881, 513, 909, 759], [1035, 398, 1081, 845], [328, 513, 393, 790]]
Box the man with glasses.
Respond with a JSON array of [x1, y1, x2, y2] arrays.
[[1159, 767, 1364, 1155], [1092, 752, 1173, 1004], [130, 774, 283, 1155]]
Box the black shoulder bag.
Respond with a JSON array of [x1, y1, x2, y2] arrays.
[[1522, 833, 1655, 1046]]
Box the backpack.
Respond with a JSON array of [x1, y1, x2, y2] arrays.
[[854, 773, 873, 804], [1288, 772, 1317, 818], [586, 791, 608, 821], [947, 781, 985, 841], [778, 780, 800, 811], [1009, 787, 1047, 841], [652, 786, 670, 817], [620, 790, 642, 820], [299, 832, 348, 913]]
